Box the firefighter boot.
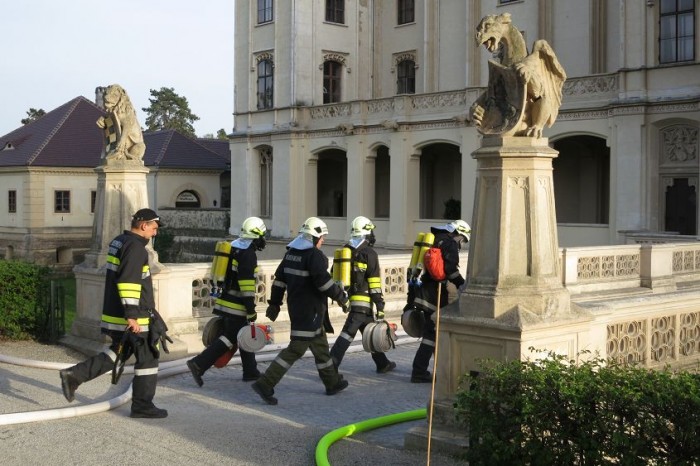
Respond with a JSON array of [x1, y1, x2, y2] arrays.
[[240, 349, 260, 381], [326, 375, 349, 396], [59, 369, 80, 402], [411, 342, 434, 383], [252, 381, 278, 405], [187, 359, 204, 387]]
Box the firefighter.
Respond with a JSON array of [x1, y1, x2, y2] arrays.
[[187, 217, 268, 386], [330, 216, 396, 373], [252, 217, 350, 405], [59, 208, 170, 418], [410, 219, 471, 383]]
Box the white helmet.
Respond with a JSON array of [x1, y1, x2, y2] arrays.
[[350, 216, 375, 237], [448, 219, 471, 241], [299, 217, 328, 238], [240, 217, 267, 239]]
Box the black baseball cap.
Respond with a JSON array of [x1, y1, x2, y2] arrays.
[[133, 208, 161, 225]]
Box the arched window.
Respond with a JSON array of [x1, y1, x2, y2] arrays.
[[323, 61, 342, 104], [175, 190, 201, 208], [397, 60, 416, 94], [257, 59, 274, 110]]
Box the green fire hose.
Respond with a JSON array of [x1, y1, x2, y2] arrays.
[[315, 408, 428, 466]]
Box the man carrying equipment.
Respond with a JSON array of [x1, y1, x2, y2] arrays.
[[59, 208, 170, 418], [330, 216, 396, 373], [410, 219, 470, 383], [187, 217, 268, 386], [252, 217, 349, 405]]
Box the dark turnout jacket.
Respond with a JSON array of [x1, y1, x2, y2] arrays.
[[269, 246, 346, 340], [414, 228, 464, 313]]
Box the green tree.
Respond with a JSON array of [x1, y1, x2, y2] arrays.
[[216, 128, 228, 140], [142, 87, 199, 138], [21, 108, 46, 125]]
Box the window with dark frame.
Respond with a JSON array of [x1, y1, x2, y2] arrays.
[[398, 0, 415, 25], [54, 190, 70, 213], [260, 148, 273, 217], [8, 190, 16, 213], [258, 0, 273, 24], [323, 61, 343, 104], [257, 59, 274, 109], [326, 0, 345, 24], [659, 0, 695, 63], [397, 60, 416, 94], [91, 191, 96, 213]]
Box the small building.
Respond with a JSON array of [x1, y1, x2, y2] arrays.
[[0, 97, 230, 267]]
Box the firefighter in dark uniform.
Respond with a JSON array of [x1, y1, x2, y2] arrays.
[[187, 217, 268, 386], [330, 216, 396, 373], [410, 219, 471, 383], [59, 208, 169, 418], [252, 217, 350, 405]]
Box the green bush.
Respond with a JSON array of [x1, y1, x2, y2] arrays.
[[455, 350, 700, 465], [0, 260, 51, 340]]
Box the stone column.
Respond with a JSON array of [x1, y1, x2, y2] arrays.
[[70, 162, 158, 347], [464, 136, 570, 320], [405, 136, 585, 455]]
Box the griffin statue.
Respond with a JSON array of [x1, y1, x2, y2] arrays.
[[469, 13, 567, 138]]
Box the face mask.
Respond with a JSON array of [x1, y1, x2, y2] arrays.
[[367, 231, 376, 247], [254, 237, 267, 251]]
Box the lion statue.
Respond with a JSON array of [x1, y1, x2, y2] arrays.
[[469, 13, 567, 138], [96, 84, 145, 161]]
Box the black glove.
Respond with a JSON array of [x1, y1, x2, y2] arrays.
[[266, 303, 281, 322], [247, 311, 258, 322], [148, 310, 173, 358], [338, 291, 349, 314]]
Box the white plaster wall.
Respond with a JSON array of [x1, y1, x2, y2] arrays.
[[41, 171, 96, 228], [0, 173, 25, 229], [150, 171, 221, 209]]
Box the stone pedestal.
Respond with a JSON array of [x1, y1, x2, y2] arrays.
[[405, 136, 580, 453]]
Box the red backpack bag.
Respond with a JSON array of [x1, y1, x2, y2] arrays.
[[422, 245, 446, 281]]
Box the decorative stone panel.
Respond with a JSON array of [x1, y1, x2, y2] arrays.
[[607, 320, 646, 365], [383, 264, 407, 299], [651, 315, 675, 363], [679, 312, 700, 357], [661, 125, 698, 165], [577, 253, 640, 281]]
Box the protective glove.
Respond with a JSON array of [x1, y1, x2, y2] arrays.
[[376, 310, 385, 321], [266, 302, 281, 322], [338, 291, 350, 314], [148, 310, 173, 358], [247, 311, 258, 322]]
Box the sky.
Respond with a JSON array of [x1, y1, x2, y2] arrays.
[[0, 0, 235, 138]]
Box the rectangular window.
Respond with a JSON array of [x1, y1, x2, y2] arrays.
[[257, 0, 273, 24], [8, 190, 16, 213], [398, 0, 415, 25], [323, 61, 342, 104], [660, 0, 695, 63], [397, 60, 416, 94], [91, 191, 96, 213], [55, 190, 70, 213], [257, 59, 274, 109], [326, 0, 345, 24], [260, 149, 273, 217]]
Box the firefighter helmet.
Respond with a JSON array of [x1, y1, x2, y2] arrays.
[[350, 216, 375, 237], [240, 217, 267, 239], [299, 217, 328, 238], [449, 219, 471, 242]]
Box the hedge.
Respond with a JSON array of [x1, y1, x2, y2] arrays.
[[455, 350, 700, 465], [0, 260, 51, 340]]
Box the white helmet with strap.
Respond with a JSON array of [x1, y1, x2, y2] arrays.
[[350, 216, 375, 237], [299, 217, 328, 238], [448, 219, 471, 241], [240, 216, 267, 239]]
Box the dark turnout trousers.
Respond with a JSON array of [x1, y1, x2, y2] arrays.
[[189, 315, 258, 378], [330, 311, 391, 370]]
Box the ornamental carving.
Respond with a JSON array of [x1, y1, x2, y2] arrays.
[[321, 52, 348, 67], [411, 91, 467, 109], [310, 104, 352, 119], [255, 51, 275, 65], [661, 125, 698, 163], [651, 315, 675, 362], [563, 75, 617, 97], [607, 320, 646, 365]]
